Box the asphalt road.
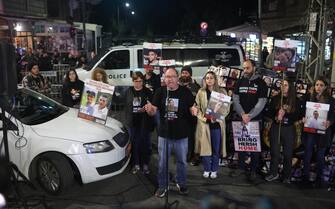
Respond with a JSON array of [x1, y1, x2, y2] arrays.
[[3, 110, 335, 209]]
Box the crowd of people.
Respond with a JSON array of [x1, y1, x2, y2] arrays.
[[21, 55, 335, 198], [16, 47, 95, 82]]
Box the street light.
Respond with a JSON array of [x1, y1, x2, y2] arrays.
[[131, 11, 135, 15], [125, 2, 130, 7]]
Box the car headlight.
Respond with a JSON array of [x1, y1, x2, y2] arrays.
[[83, 140, 114, 154]]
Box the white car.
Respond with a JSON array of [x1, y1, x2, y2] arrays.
[[0, 88, 130, 194]]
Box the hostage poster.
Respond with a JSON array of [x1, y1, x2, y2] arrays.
[[143, 42, 162, 70], [273, 39, 300, 72], [304, 101, 330, 134], [205, 91, 231, 122], [232, 121, 261, 152], [78, 79, 115, 125]]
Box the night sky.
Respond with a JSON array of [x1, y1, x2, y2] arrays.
[[91, 0, 258, 36]]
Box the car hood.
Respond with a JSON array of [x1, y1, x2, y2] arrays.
[[31, 108, 124, 143]]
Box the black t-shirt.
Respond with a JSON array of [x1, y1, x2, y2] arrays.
[[132, 89, 146, 125], [152, 86, 194, 139], [234, 75, 267, 119]]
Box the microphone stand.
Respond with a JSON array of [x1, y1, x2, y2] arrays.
[[164, 88, 178, 209]]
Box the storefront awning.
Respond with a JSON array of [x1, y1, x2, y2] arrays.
[[261, 16, 305, 35], [216, 23, 261, 39]]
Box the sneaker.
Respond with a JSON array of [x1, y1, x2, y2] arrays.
[[155, 188, 167, 198], [265, 174, 279, 182], [142, 164, 150, 174], [190, 159, 200, 166], [176, 184, 189, 195], [210, 171, 218, 179], [203, 171, 210, 178], [132, 165, 140, 174], [230, 169, 244, 177]]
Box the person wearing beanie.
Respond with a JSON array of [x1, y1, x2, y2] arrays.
[[22, 62, 50, 95], [179, 66, 201, 165]]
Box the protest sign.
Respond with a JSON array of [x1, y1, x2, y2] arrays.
[[232, 121, 261, 152], [205, 91, 231, 122], [143, 42, 162, 70], [304, 101, 330, 134], [79, 79, 115, 124]]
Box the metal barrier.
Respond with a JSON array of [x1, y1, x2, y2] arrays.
[[39, 64, 70, 100]]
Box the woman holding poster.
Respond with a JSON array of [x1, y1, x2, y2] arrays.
[[303, 77, 335, 185], [194, 71, 230, 179], [265, 79, 303, 183]]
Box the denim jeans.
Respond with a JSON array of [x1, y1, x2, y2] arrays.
[[157, 137, 188, 189], [130, 127, 151, 166], [303, 133, 326, 180], [202, 128, 221, 172]]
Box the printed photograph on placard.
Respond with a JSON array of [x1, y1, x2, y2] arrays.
[[262, 76, 273, 87], [232, 121, 261, 152], [143, 42, 162, 69], [218, 66, 230, 77], [273, 40, 300, 71], [79, 79, 115, 124], [205, 91, 231, 122], [304, 101, 330, 134], [331, 88, 335, 99], [228, 68, 241, 79]]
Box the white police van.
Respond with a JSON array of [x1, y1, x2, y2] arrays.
[[76, 43, 245, 103]]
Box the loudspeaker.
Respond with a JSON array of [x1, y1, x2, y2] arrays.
[[0, 41, 17, 97]]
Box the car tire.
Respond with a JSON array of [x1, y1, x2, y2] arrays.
[[36, 153, 74, 195]]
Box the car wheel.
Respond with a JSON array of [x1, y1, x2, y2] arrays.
[[36, 153, 74, 194]]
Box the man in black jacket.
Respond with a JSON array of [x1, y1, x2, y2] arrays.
[[231, 59, 268, 181]]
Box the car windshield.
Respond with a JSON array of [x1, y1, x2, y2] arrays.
[[12, 88, 68, 125]]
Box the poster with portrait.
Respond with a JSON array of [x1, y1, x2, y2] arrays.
[[331, 88, 335, 99], [232, 121, 261, 152], [208, 65, 230, 88], [205, 91, 231, 122], [228, 68, 241, 79], [273, 39, 300, 72], [304, 102, 329, 134], [158, 59, 176, 86], [78, 79, 115, 125], [143, 42, 162, 70]]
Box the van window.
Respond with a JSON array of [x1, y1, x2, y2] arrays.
[[162, 49, 183, 66], [137, 49, 183, 67], [209, 49, 241, 67], [98, 50, 130, 70]]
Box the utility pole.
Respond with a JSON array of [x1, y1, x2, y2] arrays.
[[258, 0, 263, 66], [305, 0, 328, 82]]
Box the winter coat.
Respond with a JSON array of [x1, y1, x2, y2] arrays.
[[194, 88, 230, 157]]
